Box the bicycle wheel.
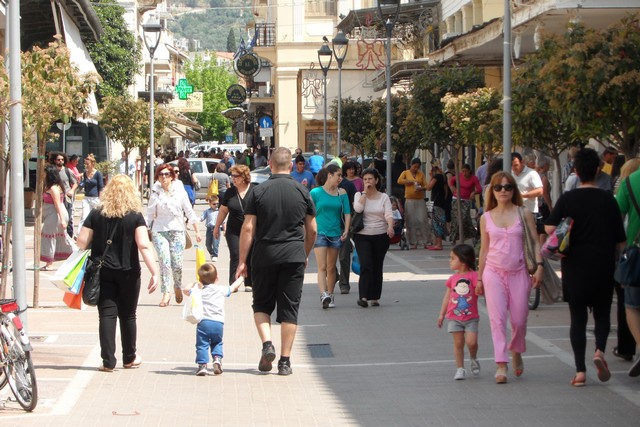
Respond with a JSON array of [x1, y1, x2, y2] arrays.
[[2, 323, 38, 411], [528, 286, 541, 310]]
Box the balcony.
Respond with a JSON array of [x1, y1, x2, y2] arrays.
[[254, 23, 276, 47]]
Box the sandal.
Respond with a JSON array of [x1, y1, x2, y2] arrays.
[[512, 352, 524, 377], [40, 265, 53, 271], [98, 365, 114, 372], [495, 364, 508, 384], [593, 352, 611, 382], [571, 373, 586, 387], [371, 301, 380, 307], [123, 356, 142, 369], [175, 287, 183, 304], [159, 293, 171, 307], [357, 298, 368, 308]]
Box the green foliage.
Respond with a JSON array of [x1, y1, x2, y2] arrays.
[[409, 66, 484, 154], [184, 55, 238, 140], [534, 16, 640, 158], [169, 6, 252, 52], [371, 92, 420, 160], [86, 0, 141, 106], [226, 28, 237, 53], [329, 97, 373, 156]]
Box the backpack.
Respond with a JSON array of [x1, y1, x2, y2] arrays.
[[207, 176, 219, 199]]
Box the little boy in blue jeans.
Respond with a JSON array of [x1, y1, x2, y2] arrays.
[[184, 263, 243, 376], [201, 196, 223, 261]]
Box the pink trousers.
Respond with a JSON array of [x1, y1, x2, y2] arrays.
[[482, 266, 531, 363]]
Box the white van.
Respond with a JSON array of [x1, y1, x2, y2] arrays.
[[215, 143, 250, 154]]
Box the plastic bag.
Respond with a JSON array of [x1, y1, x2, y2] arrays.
[[182, 287, 204, 324], [51, 249, 90, 292], [195, 246, 206, 282], [352, 243, 360, 276]]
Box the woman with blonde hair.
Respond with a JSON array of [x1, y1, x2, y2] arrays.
[[478, 171, 543, 384], [78, 153, 103, 233], [147, 164, 202, 306], [77, 174, 159, 372], [214, 164, 255, 291]]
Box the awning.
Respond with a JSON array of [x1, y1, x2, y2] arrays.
[[59, 4, 99, 123], [338, 1, 439, 34], [166, 44, 189, 60]]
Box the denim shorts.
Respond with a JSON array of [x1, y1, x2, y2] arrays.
[[625, 285, 640, 309], [315, 234, 343, 249], [447, 318, 479, 333]]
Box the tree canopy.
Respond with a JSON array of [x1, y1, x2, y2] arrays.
[[86, 0, 141, 106], [183, 55, 238, 141]]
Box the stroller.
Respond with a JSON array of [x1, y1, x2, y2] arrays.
[[389, 197, 409, 250]]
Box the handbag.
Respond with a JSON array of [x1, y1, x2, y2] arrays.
[[614, 178, 640, 287], [184, 225, 193, 250], [541, 217, 574, 259], [207, 176, 219, 199], [182, 287, 204, 324], [83, 223, 118, 306], [518, 207, 538, 274], [351, 241, 361, 275]]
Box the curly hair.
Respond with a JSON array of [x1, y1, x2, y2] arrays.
[[229, 164, 251, 184], [100, 174, 142, 218]]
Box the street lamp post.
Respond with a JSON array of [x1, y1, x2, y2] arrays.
[[502, 0, 512, 171], [56, 122, 71, 153], [143, 17, 162, 192], [332, 31, 349, 157], [318, 40, 333, 163], [377, 0, 401, 195]]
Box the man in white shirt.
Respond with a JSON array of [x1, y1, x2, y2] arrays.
[[511, 152, 543, 215], [118, 151, 136, 179]]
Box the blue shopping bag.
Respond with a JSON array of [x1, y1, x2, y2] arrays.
[[68, 256, 88, 295], [352, 247, 360, 276]]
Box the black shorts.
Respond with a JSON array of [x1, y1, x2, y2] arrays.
[[252, 263, 305, 324]]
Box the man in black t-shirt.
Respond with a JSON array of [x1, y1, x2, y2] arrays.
[[236, 147, 317, 376]]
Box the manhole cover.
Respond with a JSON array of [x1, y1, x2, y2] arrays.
[[307, 343, 334, 358]]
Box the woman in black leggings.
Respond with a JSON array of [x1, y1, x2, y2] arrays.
[[545, 148, 626, 387]]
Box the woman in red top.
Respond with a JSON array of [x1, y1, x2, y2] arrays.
[[448, 164, 481, 243]]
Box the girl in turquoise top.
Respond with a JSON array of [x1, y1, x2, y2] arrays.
[[311, 164, 351, 309]]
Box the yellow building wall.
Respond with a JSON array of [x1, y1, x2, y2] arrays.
[[482, 0, 504, 20]]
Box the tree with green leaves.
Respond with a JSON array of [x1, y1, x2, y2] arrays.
[[536, 16, 640, 158], [329, 97, 374, 156], [86, 0, 141, 106], [99, 95, 171, 180], [184, 55, 238, 141], [226, 28, 237, 53], [21, 37, 100, 306]]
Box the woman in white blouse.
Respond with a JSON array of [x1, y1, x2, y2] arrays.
[[353, 168, 395, 307], [146, 163, 202, 306]]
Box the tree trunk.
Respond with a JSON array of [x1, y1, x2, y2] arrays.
[[552, 154, 562, 204], [33, 137, 46, 308]]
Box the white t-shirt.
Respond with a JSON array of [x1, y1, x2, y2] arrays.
[[513, 166, 543, 214], [201, 284, 231, 323]]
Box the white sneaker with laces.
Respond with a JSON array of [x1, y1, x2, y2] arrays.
[[470, 358, 480, 376], [321, 291, 331, 309], [328, 294, 336, 308], [454, 367, 466, 380]]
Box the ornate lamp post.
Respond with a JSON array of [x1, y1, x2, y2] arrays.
[[332, 31, 349, 157], [317, 40, 333, 163], [377, 0, 401, 195], [143, 17, 162, 192]]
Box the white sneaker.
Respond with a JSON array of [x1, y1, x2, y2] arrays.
[[321, 292, 331, 309], [328, 294, 336, 308], [470, 358, 480, 376], [454, 367, 466, 380], [212, 257, 218, 262]]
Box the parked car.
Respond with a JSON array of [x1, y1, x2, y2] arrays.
[[250, 166, 271, 184], [169, 158, 219, 200]]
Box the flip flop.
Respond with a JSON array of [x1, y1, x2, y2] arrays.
[[40, 266, 53, 271], [512, 352, 524, 377], [570, 374, 586, 387], [593, 354, 611, 382]]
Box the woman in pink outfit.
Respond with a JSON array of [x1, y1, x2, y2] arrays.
[[477, 171, 543, 384]]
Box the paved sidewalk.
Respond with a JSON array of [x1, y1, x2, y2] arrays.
[[2, 202, 640, 426]]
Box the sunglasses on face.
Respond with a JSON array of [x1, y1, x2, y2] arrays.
[[173, 170, 179, 174], [159, 172, 172, 177], [493, 184, 514, 192], [231, 174, 241, 178]]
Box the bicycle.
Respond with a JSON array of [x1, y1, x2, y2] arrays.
[[0, 299, 38, 411]]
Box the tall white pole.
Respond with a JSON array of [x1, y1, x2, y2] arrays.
[[385, 19, 392, 195], [149, 55, 155, 191], [323, 71, 328, 163], [337, 65, 342, 156], [8, 0, 27, 326], [502, 0, 512, 170]]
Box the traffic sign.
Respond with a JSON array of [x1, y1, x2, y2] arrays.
[[259, 116, 273, 128]]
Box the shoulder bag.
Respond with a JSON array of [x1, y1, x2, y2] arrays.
[[541, 216, 574, 259], [83, 222, 118, 306], [350, 193, 365, 235], [518, 207, 538, 274], [614, 178, 640, 287]]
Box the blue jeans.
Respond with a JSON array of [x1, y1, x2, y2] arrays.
[[196, 319, 224, 364], [205, 226, 220, 258]]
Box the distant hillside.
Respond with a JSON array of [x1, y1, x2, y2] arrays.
[[168, 2, 253, 53]]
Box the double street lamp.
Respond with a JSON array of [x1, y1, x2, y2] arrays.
[[317, 40, 333, 163], [143, 17, 162, 192], [377, 0, 401, 195], [332, 31, 349, 158]]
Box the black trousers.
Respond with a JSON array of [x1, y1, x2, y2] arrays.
[[65, 200, 74, 238], [568, 300, 611, 372], [615, 282, 636, 355], [354, 233, 390, 301], [225, 232, 252, 286], [98, 268, 141, 369], [338, 237, 353, 287]]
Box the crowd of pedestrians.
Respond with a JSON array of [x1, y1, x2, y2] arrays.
[[38, 144, 640, 385]]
